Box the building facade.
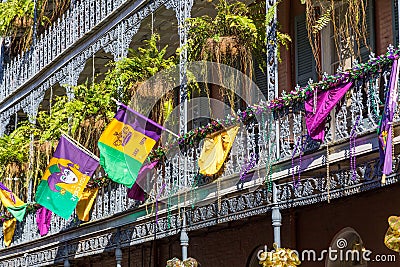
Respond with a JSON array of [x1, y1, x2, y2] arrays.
[[0, 0, 400, 266]]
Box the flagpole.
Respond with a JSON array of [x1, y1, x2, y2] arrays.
[[59, 131, 100, 161], [110, 97, 180, 138]]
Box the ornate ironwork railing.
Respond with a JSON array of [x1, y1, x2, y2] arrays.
[[0, 0, 129, 103], [0, 65, 394, 249], [0, 66, 395, 250], [0, 182, 138, 249], [275, 69, 390, 161]]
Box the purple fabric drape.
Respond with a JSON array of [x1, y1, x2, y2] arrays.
[[127, 160, 158, 201], [379, 59, 399, 177], [305, 82, 353, 141], [36, 206, 52, 236]]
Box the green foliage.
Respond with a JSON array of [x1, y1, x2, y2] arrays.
[[101, 34, 177, 103], [34, 34, 177, 143], [2, 0, 70, 55], [0, 131, 29, 165], [187, 0, 260, 61], [187, 0, 290, 69], [0, 34, 177, 194], [312, 7, 331, 33], [0, 0, 34, 37]]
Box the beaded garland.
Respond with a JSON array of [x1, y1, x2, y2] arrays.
[[349, 116, 361, 181], [269, 46, 399, 113], [146, 47, 399, 166]]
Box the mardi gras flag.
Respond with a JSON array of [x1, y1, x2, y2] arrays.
[[379, 59, 400, 183], [127, 160, 159, 201], [35, 135, 99, 220], [0, 182, 27, 222], [3, 218, 16, 247], [98, 103, 164, 188], [76, 187, 98, 221], [305, 82, 353, 141], [198, 126, 239, 176], [36, 206, 52, 236]]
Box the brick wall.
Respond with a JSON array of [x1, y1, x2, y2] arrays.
[[277, 0, 305, 96], [277, 0, 396, 97], [375, 0, 395, 55], [69, 184, 400, 267]]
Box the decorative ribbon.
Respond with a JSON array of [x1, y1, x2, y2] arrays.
[[305, 82, 353, 141], [76, 187, 99, 221], [127, 160, 159, 201], [198, 125, 239, 176], [155, 183, 166, 225], [379, 59, 400, 184]]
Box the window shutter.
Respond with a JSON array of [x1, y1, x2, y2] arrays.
[[254, 54, 268, 99], [295, 13, 317, 87], [192, 83, 211, 129], [359, 0, 375, 62], [393, 0, 399, 46]]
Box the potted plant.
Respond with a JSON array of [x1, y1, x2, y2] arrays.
[[186, 0, 290, 113], [0, 0, 71, 56]]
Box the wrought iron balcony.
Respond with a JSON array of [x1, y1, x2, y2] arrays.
[[0, 0, 130, 103], [0, 59, 393, 251]]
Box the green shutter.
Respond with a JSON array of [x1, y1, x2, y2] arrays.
[[359, 0, 375, 62], [295, 13, 317, 87], [393, 0, 399, 46]]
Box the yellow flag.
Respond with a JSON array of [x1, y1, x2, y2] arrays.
[[76, 188, 99, 221], [198, 126, 239, 176], [3, 218, 16, 247]]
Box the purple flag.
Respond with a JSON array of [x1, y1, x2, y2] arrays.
[[127, 160, 158, 201], [379, 59, 399, 178], [305, 82, 353, 141], [36, 206, 52, 236]]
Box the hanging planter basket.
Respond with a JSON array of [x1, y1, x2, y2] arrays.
[[202, 36, 243, 59], [12, 16, 33, 28]]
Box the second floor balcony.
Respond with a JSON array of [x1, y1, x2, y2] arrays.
[[1, 0, 400, 265]]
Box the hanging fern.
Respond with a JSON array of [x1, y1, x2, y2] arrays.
[[312, 7, 331, 33], [186, 0, 290, 113], [301, 0, 370, 73], [1, 0, 71, 57]]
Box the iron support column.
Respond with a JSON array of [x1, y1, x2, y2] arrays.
[[272, 183, 282, 247]]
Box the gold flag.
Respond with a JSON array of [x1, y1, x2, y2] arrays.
[[3, 218, 17, 247], [198, 126, 239, 176], [76, 188, 99, 221]]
